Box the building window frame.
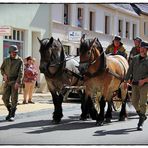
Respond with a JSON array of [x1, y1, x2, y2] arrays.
[[118, 19, 123, 37], [144, 21, 148, 36], [133, 23, 137, 39], [64, 4, 70, 25], [126, 21, 130, 39], [77, 7, 84, 28], [3, 28, 24, 58], [104, 14, 111, 35], [63, 45, 70, 55], [89, 11, 95, 31]]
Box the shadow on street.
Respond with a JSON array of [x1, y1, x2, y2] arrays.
[[93, 127, 138, 136]]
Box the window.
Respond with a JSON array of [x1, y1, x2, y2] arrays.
[[64, 4, 69, 25], [77, 8, 83, 27], [144, 22, 148, 36], [13, 30, 16, 40], [89, 11, 95, 31], [77, 48, 80, 56], [78, 8, 82, 18], [4, 29, 24, 41], [3, 29, 24, 58], [133, 24, 137, 39], [17, 31, 20, 40], [105, 15, 110, 34], [63, 45, 70, 55], [21, 31, 24, 41], [118, 19, 123, 37], [126, 22, 130, 38]]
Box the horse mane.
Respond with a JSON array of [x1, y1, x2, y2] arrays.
[[40, 38, 51, 48], [95, 38, 106, 71], [40, 37, 62, 50], [79, 39, 94, 54]]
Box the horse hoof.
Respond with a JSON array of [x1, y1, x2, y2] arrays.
[[105, 118, 111, 123], [96, 121, 104, 126], [79, 116, 87, 121], [119, 117, 126, 121], [52, 119, 61, 124]]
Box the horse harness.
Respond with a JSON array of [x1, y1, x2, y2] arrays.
[[80, 45, 126, 82]]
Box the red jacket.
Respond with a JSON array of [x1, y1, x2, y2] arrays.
[[23, 64, 38, 82]]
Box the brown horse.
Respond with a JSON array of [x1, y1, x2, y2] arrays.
[[79, 37, 129, 125]]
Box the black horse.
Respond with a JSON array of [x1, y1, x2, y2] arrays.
[[38, 37, 98, 123]]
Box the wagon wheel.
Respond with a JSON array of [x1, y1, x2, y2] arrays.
[[112, 96, 122, 111]]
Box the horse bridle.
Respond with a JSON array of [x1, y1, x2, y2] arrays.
[[80, 46, 96, 65], [79, 44, 105, 77]]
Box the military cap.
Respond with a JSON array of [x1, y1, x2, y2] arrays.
[[114, 36, 121, 41], [9, 45, 19, 53], [134, 37, 142, 42], [141, 41, 148, 49]]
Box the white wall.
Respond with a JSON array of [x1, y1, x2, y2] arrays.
[[95, 8, 104, 33], [52, 4, 63, 24], [0, 4, 52, 93], [0, 4, 39, 28]]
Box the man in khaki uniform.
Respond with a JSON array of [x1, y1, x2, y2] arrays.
[[124, 41, 148, 131], [128, 37, 142, 65], [1, 45, 24, 121]]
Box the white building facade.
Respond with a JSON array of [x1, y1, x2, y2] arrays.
[[0, 4, 52, 93], [51, 4, 140, 56], [0, 4, 143, 93]]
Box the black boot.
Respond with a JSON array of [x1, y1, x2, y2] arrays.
[[6, 105, 11, 121], [136, 111, 140, 116], [137, 114, 147, 131], [8, 107, 17, 122]]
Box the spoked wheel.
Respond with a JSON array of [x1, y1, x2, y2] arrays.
[[112, 96, 122, 111]]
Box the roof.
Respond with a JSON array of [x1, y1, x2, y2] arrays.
[[109, 3, 148, 16], [108, 4, 139, 16], [115, 4, 136, 13], [136, 4, 148, 15], [130, 4, 148, 15]]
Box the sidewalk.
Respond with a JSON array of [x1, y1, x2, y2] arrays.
[[0, 92, 53, 116]]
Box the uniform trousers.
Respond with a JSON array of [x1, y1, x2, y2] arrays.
[[132, 83, 148, 115], [2, 81, 18, 109]]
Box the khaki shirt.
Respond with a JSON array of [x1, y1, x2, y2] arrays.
[[1, 55, 24, 84], [128, 46, 140, 64], [125, 55, 148, 82], [105, 44, 127, 59]]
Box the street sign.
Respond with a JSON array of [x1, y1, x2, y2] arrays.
[[68, 31, 82, 41], [0, 26, 12, 36]]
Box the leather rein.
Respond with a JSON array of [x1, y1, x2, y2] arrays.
[[80, 46, 125, 81]]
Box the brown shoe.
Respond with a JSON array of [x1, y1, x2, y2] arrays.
[[22, 101, 28, 104], [28, 100, 35, 104]]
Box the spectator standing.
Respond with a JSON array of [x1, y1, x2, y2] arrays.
[[64, 13, 68, 25], [0, 45, 24, 121], [77, 16, 83, 27], [23, 56, 38, 104]]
